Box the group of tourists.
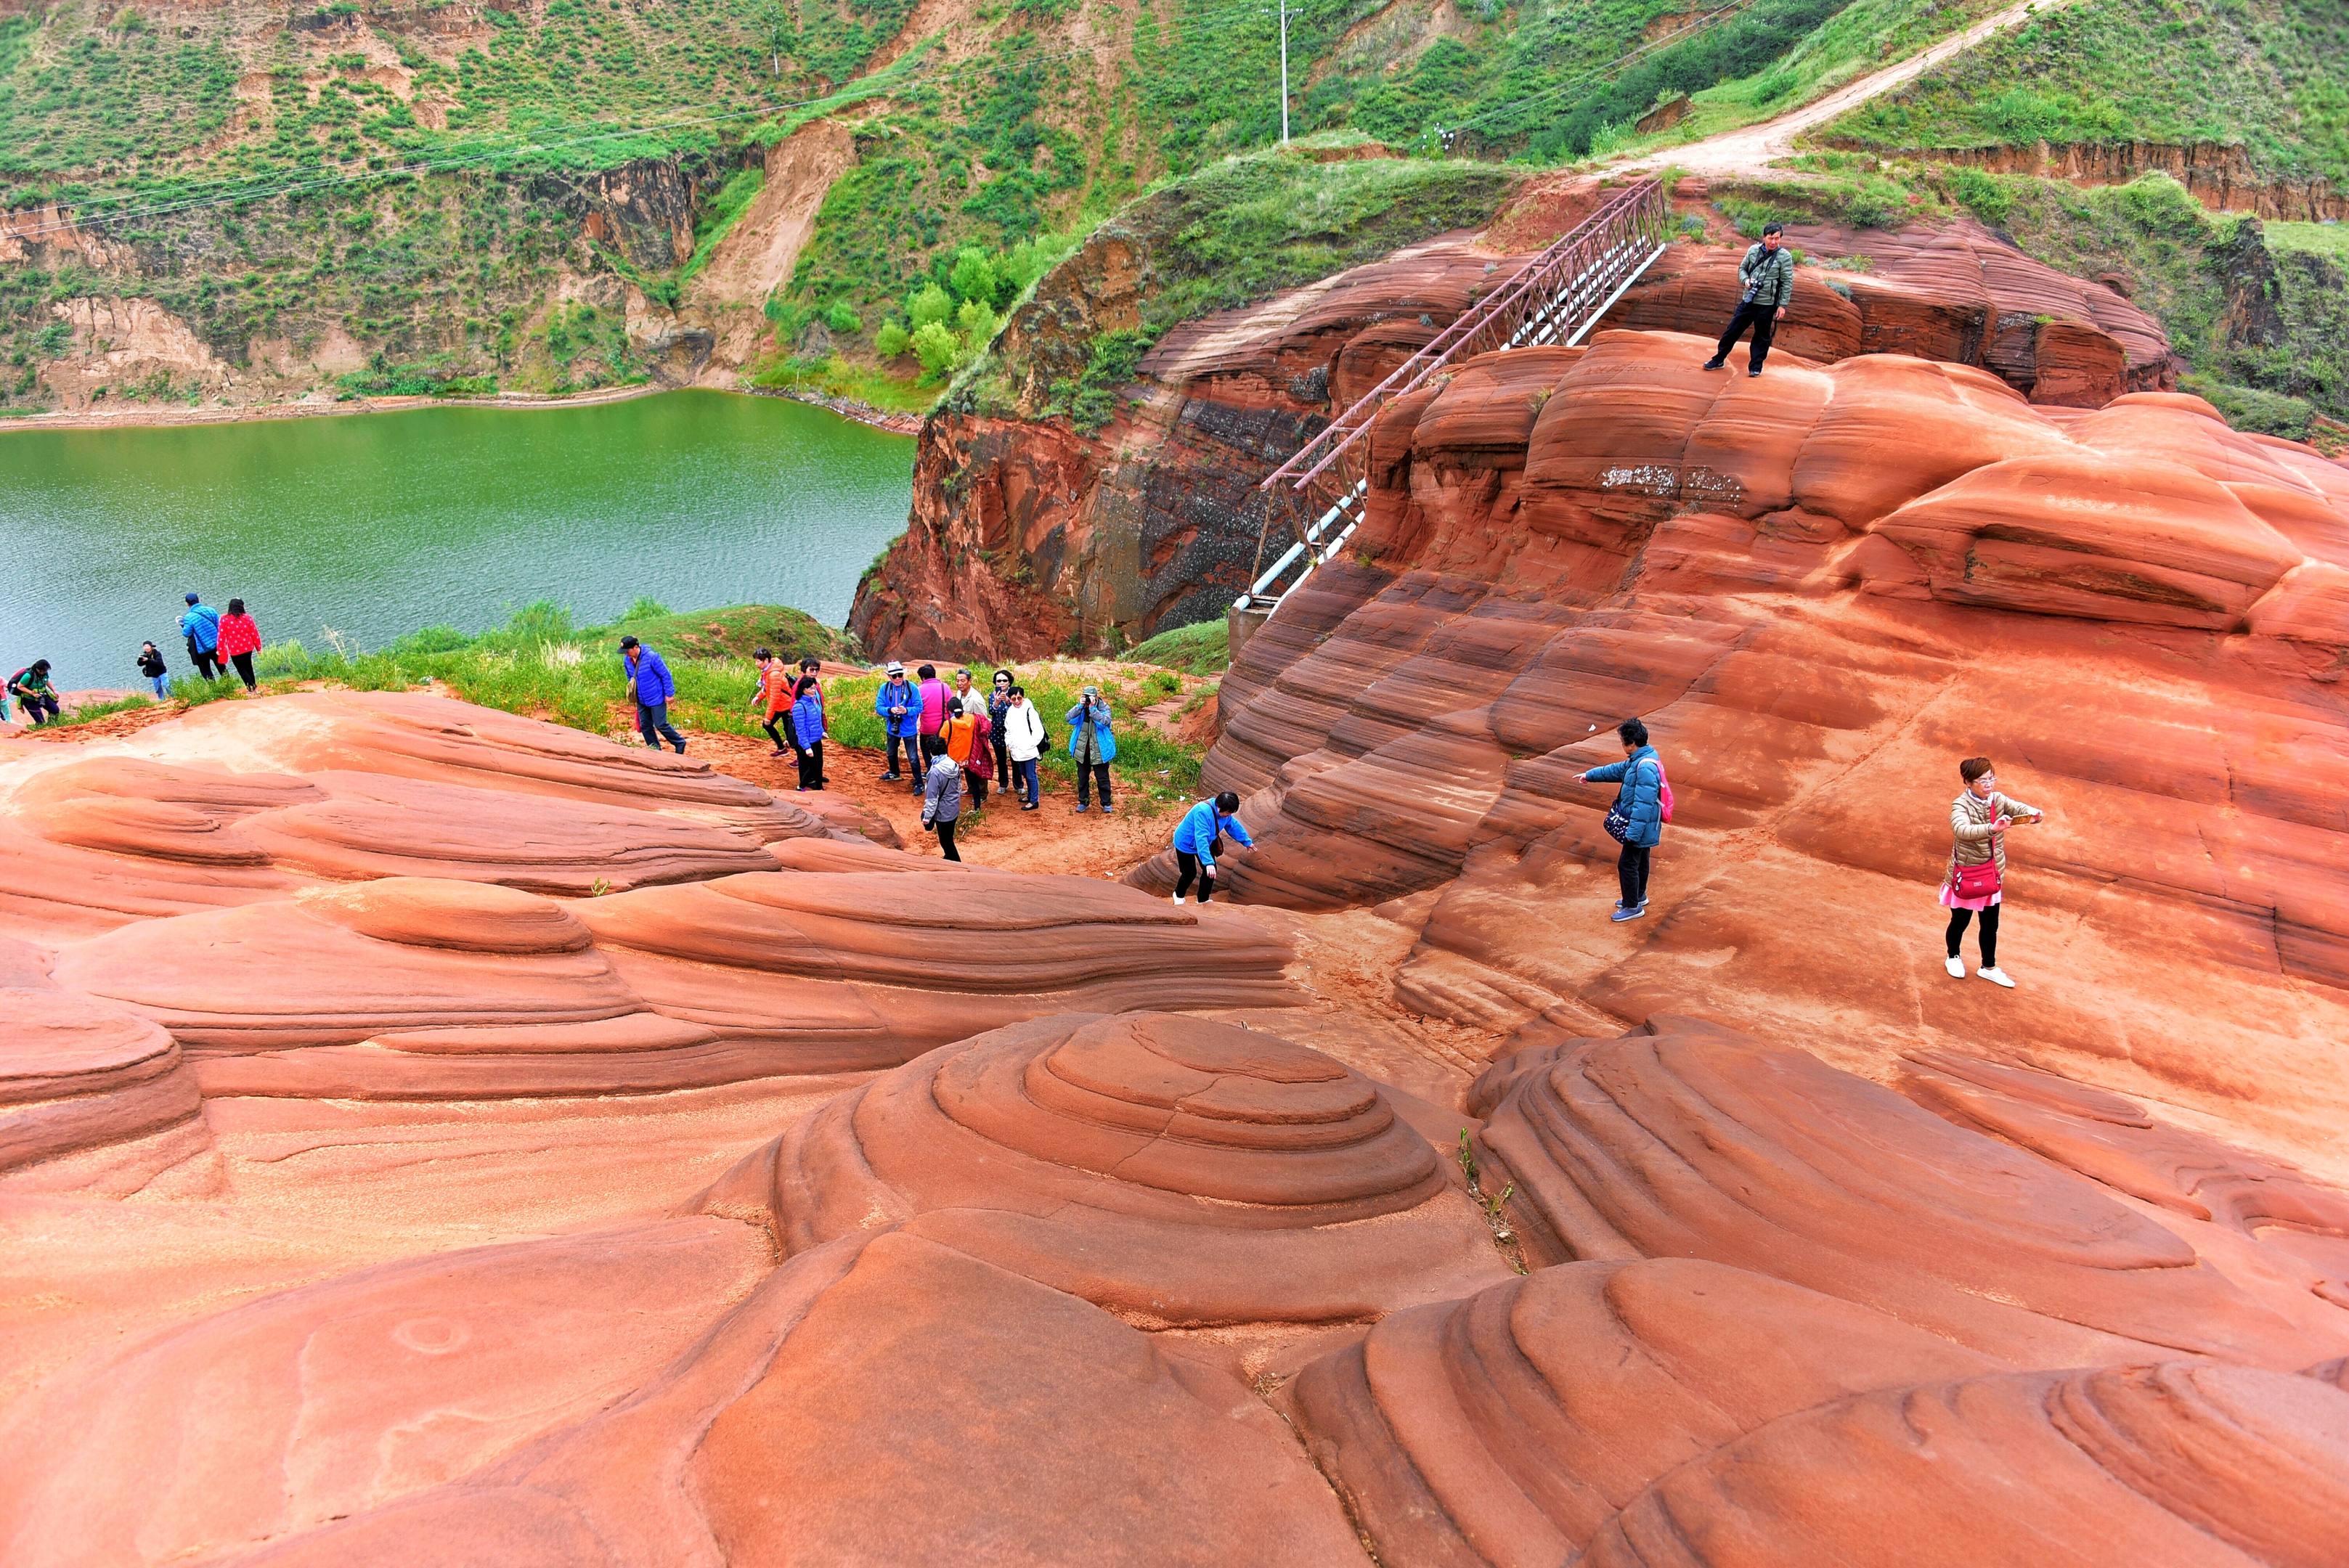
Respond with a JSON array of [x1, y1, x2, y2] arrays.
[[1, 589, 264, 728], [876, 661, 1117, 863], [1581, 718, 2052, 987]]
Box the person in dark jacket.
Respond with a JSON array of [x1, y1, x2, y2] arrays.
[[619, 635, 686, 754], [920, 742, 965, 861], [987, 669, 1014, 788], [789, 675, 826, 791], [1581, 718, 1665, 921], [137, 642, 170, 700], [1171, 791, 1255, 905], [1704, 222, 1796, 377], [875, 661, 921, 781]]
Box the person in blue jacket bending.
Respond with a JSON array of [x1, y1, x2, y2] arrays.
[[1171, 791, 1255, 905]]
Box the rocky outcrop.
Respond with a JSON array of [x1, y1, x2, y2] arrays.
[[1130, 332, 2349, 1173], [1868, 138, 2349, 223], [853, 186, 2181, 661]]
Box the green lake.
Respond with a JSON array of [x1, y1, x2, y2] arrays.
[[1, 390, 915, 687]]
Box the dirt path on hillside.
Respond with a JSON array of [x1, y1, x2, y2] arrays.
[[1621, 0, 2083, 179]]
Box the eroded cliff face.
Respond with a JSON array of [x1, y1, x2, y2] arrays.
[[852, 178, 2181, 661], [851, 223, 1513, 661]]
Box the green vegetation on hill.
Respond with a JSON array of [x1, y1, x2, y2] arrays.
[[1131, 617, 1229, 675], [1827, 0, 2349, 184]]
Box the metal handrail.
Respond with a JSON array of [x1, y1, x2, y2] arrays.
[[1263, 176, 1668, 497], [1239, 176, 1673, 617]]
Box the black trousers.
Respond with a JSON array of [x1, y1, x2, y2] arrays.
[[797, 739, 824, 791], [761, 716, 786, 751], [1175, 849, 1218, 902], [1618, 842, 1652, 907], [990, 732, 1011, 787], [229, 651, 257, 691], [1076, 761, 1112, 807], [964, 768, 988, 807], [934, 817, 960, 862], [1947, 905, 2000, 968], [1714, 301, 1778, 370], [187, 637, 221, 679]]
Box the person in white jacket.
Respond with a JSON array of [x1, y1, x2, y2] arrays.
[[999, 685, 1046, 810]]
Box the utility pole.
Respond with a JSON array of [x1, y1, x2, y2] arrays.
[[1278, 0, 1291, 144]]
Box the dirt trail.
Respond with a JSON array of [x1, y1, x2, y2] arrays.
[[1619, 0, 2082, 179]]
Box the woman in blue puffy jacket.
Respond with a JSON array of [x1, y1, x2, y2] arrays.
[[789, 677, 827, 791], [1066, 686, 1117, 814], [1580, 717, 1664, 922]]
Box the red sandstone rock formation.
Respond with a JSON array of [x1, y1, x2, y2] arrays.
[[850, 190, 2179, 661], [1133, 333, 2349, 1174], [13, 317, 2349, 1566]]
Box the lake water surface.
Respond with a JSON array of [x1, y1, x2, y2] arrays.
[[3, 391, 914, 687]]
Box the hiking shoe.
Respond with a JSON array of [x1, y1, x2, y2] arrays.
[[1075, 802, 1089, 813], [880, 772, 902, 781], [1747, 367, 1763, 377], [1171, 895, 1186, 905], [1021, 801, 1038, 811], [1610, 903, 1648, 923], [1702, 358, 1725, 370], [768, 748, 788, 758], [1979, 965, 2016, 988], [1101, 807, 1114, 815], [1945, 955, 1966, 979]]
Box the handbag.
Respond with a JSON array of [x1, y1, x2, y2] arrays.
[[1950, 837, 2002, 900]]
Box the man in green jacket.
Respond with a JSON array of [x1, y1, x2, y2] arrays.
[[1704, 221, 1796, 377]]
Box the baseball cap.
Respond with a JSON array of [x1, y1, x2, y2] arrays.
[[185, 592, 200, 604]]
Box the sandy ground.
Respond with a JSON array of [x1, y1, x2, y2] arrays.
[[1619, 0, 2084, 178]]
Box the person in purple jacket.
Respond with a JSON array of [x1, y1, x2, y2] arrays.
[[619, 635, 686, 754]]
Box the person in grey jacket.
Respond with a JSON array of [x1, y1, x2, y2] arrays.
[[1704, 221, 1796, 377], [921, 743, 966, 862]]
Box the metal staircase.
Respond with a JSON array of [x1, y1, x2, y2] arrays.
[[1238, 176, 1674, 617]]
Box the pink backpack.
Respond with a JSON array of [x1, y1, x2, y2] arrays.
[[1653, 756, 1674, 824]]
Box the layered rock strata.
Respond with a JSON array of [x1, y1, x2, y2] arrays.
[[1136, 332, 2349, 1162]]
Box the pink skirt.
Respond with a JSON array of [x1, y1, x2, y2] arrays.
[[1939, 878, 2000, 912]]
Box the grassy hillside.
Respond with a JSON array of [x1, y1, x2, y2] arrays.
[[6, 0, 2344, 422], [0, 0, 2035, 415], [1824, 0, 2349, 184]]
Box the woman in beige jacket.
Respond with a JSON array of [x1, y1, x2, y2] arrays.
[[1942, 756, 2046, 989]]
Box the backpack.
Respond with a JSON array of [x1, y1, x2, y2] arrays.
[[1653, 756, 1674, 825]]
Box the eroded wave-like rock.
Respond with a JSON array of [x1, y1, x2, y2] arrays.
[[702, 1010, 1510, 1324]]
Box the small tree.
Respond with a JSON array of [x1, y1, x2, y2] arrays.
[[956, 297, 997, 345], [823, 300, 863, 334], [875, 320, 911, 357], [908, 282, 953, 330], [948, 246, 997, 305], [910, 320, 959, 377]]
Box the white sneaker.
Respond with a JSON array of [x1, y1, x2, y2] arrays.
[[1944, 955, 1966, 979], [1171, 895, 1186, 905], [1979, 966, 2016, 989]]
